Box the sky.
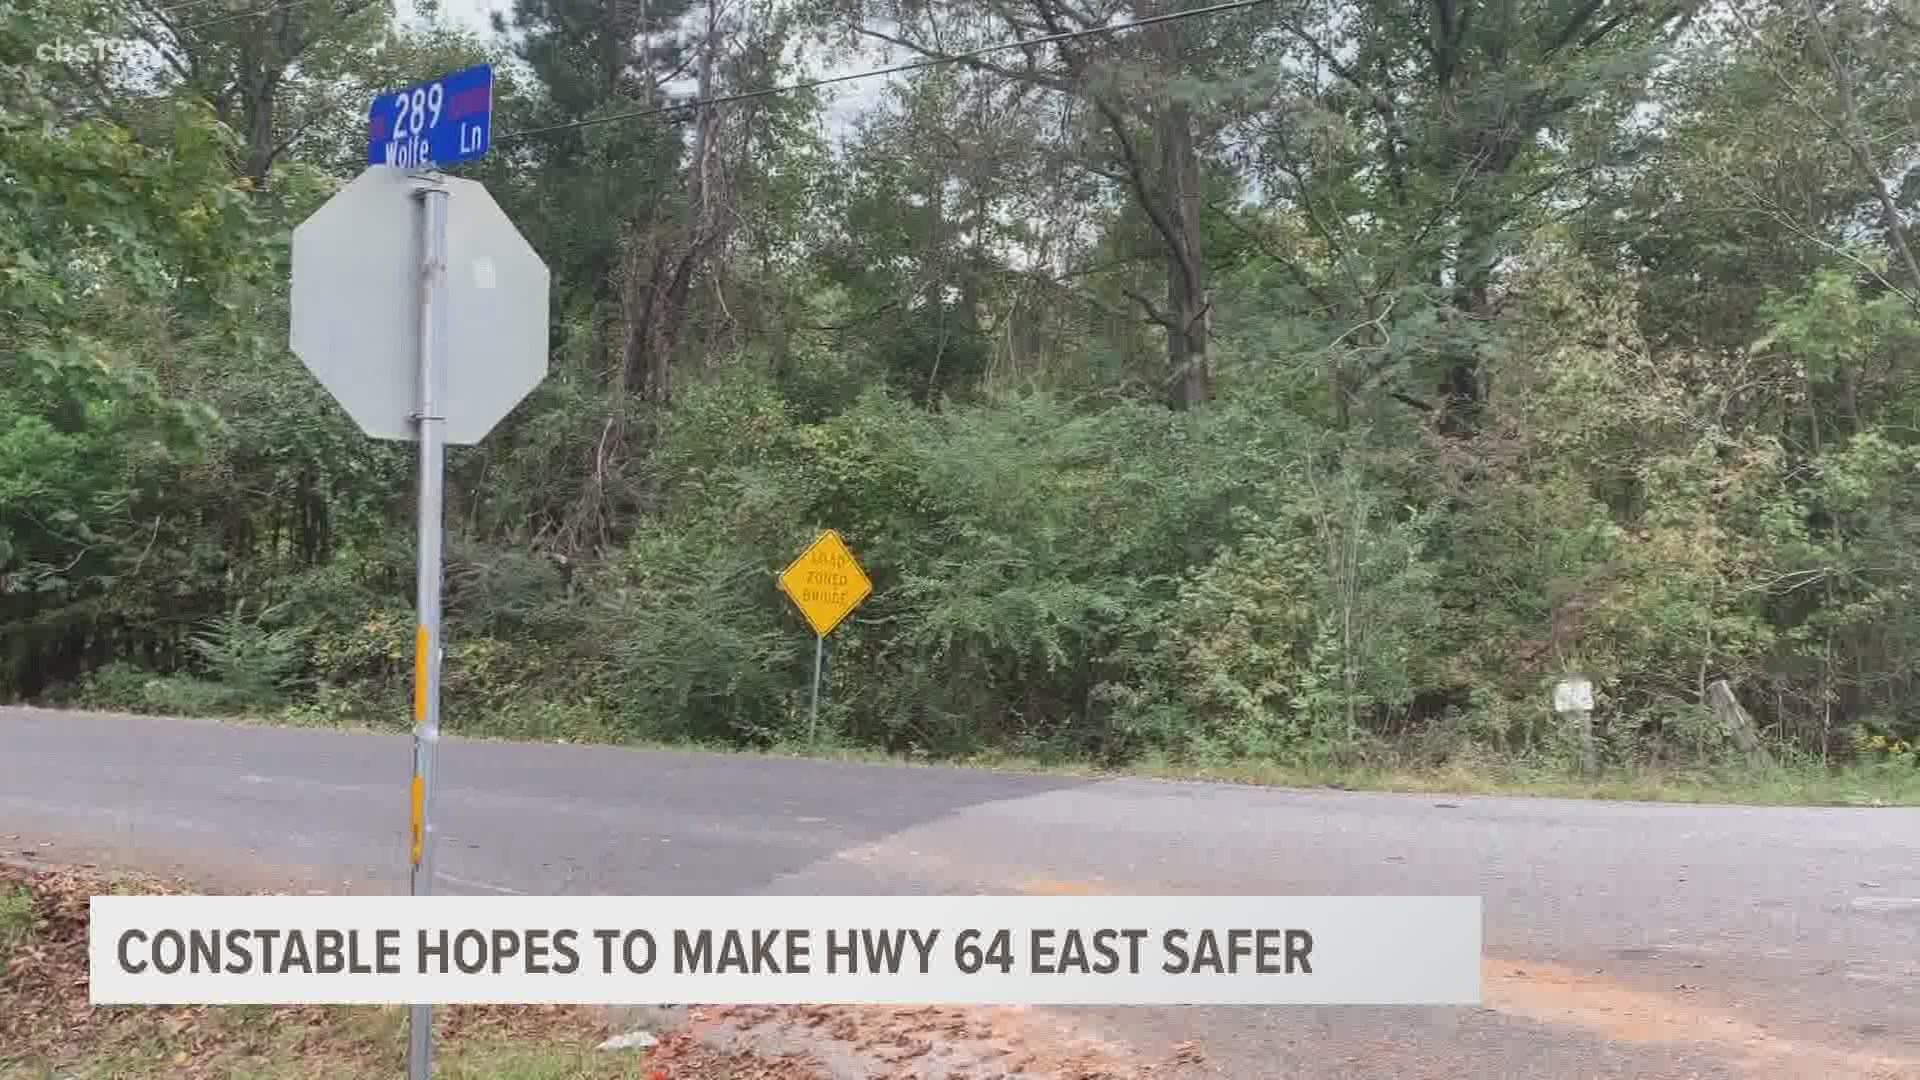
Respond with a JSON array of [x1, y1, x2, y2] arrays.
[[405, 0, 503, 34], [398, 0, 892, 139]]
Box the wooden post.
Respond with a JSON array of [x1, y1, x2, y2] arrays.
[[1706, 679, 1772, 769]]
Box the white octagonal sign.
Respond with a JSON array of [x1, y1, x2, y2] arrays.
[[291, 166, 549, 444]]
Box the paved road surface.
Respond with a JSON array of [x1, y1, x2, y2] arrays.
[[4, 706, 1918, 1078]]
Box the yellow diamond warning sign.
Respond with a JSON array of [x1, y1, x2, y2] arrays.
[[778, 529, 872, 638]]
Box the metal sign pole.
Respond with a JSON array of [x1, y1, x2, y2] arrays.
[[407, 174, 450, 1080], [777, 530, 871, 746], [296, 72, 541, 1078], [809, 634, 824, 745]]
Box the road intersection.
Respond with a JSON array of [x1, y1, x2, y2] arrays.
[[4, 706, 1916, 1077]]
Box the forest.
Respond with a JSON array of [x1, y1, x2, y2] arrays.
[[3, 0, 1917, 789]]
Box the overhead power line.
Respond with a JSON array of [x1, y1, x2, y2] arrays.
[[150, 0, 244, 17], [179, 0, 324, 31], [497, 0, 1277, 142], [166, 0, 354, 33], [69, 0, 326, 34], [152, 0, 273, 17], [127, 0, 1272, 122]]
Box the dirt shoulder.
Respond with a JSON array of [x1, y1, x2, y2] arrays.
[[0, 859, 1208, 1080]]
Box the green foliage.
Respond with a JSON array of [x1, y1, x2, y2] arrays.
[[591, 523, 802, 744], [188, 602, 308, 708], [0, 884, 31, 975], [12, 0, 1920, 789]]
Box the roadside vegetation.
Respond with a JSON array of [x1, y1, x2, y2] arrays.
[[0, 863, 820, 1079], [5, 0, 1919, 804]]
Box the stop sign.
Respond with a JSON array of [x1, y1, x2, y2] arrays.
[[290, 166, 549, 445]]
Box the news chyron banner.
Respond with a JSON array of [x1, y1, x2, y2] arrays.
[[90, 895, 1481, 1006]]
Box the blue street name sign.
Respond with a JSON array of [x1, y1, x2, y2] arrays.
[[366, 64, 493, 169]]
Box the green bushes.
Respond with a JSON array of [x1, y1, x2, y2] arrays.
[[588, 524, 804, 743], [11, 0, 1920, 799], [25, 259, 1920, 780], [527, 366, 1455, 766]]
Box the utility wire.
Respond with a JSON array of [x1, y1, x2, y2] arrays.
[[75, 0, 322, 36], [150, 0, 264, 17], [133, 0, 1270, 115], [497, 0, 1276, 142], [174, 0, 345, 32], [145, 0, 241, 17]]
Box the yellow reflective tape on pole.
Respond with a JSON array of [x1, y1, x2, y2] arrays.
[[410, 773, 425, 866], [413, 624, 429, 723], [411, 624, 429, 866]]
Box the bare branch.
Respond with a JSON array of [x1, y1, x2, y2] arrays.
[[1122, 286, 1175, 327], [854, 26, 1071, 92], [1546, 0, 1611, 55], [1091, 94, 1201, 296], [1328, 295, 1397, 353], [1707, 191, 1919, 310], [1799, 0, 1920, 306], [1205, 200, 1340, 310]]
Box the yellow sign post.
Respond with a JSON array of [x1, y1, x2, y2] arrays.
[[777, 529, 872, 741]]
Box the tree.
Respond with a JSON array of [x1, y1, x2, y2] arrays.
[[0, 22, 275, 693], [1242, 0, 1694, 430], [114, 0, 387, 185], [840, 0, 1274, 408]]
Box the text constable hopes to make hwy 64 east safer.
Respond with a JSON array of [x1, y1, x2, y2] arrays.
[[88, 894, 1484, 1007]]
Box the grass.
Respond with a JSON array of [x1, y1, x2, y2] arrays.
[[0, 886, 31, 977], [31, 694, 1920, 808], [504, 732, 1920, 807], [630, 741, 1920, 807], [1115, 755, 1920, 806], [2, 1006, 666, 1080]]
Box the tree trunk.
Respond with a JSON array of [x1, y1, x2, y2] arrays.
[[1157, 97, 1211, 409], [239, 70, 280, 185], [615, 0, 729, 406]]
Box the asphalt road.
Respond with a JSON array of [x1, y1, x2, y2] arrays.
[[4, 705, 1918, 1078]]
